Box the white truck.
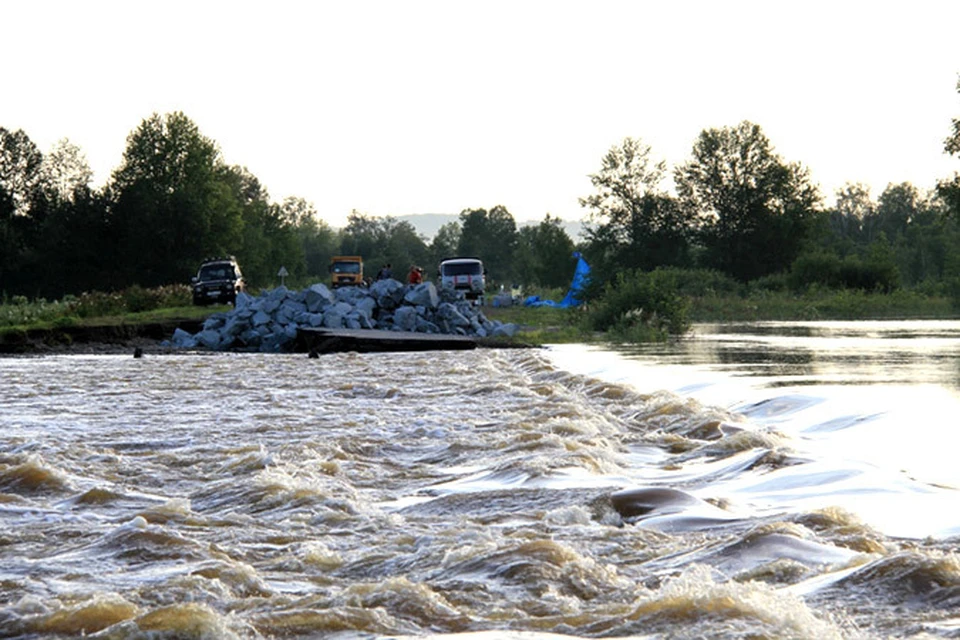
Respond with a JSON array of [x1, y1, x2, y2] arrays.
[[438, 257, 486, 301]]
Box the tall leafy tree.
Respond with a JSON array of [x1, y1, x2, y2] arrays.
[[280, 196, 338, 279], [457, 205, 518, 284], [581, 137, 690, 276], [339, 212, 428, 281], [895, 190, 955, 285], [0, 128, 43, 218], [938, 76, 960, 219], [515, 215, 576, 288], [34, 188, 115, 296], [675, 121, 821, 281], [0, 128, 44, 293], [874, 182, 922, 241], [427, 221, 461, 272], [339, 210, 383, 261], [829, 183, 875, 249], [219, 164, 301, 287], [383, 218, 429, 280], [109, 112, 244, 287], [40, 138, 94, 205]]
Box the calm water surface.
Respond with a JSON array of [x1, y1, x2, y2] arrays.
[[2, 320, 960, 639]]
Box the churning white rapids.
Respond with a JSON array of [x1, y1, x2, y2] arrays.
[[3, 321, 960, 639]]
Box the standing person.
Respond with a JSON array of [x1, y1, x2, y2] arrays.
[[377, 263, 393, 281], [407, 265, 423, 285]]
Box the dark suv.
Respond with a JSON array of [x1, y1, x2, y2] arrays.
[[191, 257, 245, 305]]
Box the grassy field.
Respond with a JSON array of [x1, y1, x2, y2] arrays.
[[686, 288, 956, 322], [2, 285, 956, 348], [482, 303, 592, 343], [483, 288, 958, 344]]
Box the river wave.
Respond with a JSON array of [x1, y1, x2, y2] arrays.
[[2, 330, 960, 638]]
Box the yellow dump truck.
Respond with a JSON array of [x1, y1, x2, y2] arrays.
[[329, 256, 364, 288]]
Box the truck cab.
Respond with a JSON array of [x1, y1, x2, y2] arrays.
[[438, 257, 486, 301], [329, 256, 364, 288]]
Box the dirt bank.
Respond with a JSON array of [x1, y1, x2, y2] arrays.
[[0, 320, 204, 356], [0, 320, 538, 356]]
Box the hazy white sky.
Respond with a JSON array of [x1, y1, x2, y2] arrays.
[[4, 0, 959, 227]]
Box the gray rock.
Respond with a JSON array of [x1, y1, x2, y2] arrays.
[[171, 327, 198, 349], [171, 280, 520, 352], [305, 283, 335, 312], [239, 329, 262, 347], [415, 316, 440, 333], [234, 291, 254, 311], [355, 296, 377, 320], [370, 279, 405, 309], [261, 291, 284, 314], [203, 313, 227, 331], [437, 302, 472, 327], [492, 322, 518, 338], [404, 282, 439, 309], [332, 301, 354, 317], [392, 306, 419, 331], [438, 287, 461, 304], [277, 299, 306, 323], [335, 286, 369, 305], [221, 315, 245, 337], [323, 310, 344, 328], [197, 329, 223, 350]]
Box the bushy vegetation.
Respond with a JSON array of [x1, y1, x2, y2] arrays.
[[583, 269, 690, 341], [1, 285, 193, 329]]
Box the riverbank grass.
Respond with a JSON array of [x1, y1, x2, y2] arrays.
[[688, 288, 955, 322], [3, 285, 956, 348]]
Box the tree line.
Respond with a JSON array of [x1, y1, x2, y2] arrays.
[[2, 78, 960, 303], [581, 117, 960, 300], [0, 112, 577, 299]]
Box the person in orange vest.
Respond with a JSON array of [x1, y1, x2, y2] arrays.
[[407, 265, 423, 285]]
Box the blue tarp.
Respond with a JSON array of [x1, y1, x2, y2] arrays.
[[524, 253, 590, 308]]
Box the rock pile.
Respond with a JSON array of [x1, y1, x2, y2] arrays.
[[167, 280, 519, 352]]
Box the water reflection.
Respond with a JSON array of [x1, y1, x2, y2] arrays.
[[545, 319, 960, 499], [614, 320, 960, 391]]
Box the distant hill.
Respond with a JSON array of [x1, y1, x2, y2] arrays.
[[395, 213, 585, 242]]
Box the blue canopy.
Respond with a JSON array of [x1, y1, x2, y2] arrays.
[[524, 253, 590, 308]]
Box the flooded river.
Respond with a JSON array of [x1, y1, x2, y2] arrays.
[[2, 320, 960, 639]]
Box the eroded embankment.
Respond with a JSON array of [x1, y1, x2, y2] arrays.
[[0, 320, 204, 355]]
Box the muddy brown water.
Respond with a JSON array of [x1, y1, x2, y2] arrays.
[[2, 320, 960, 638]]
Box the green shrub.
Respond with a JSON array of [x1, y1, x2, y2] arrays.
[[648, 267, 741, 297], [947, 277, 960, 311], [751, 272, 789, 293], [121, 284, 191, 312], [71, 291, 126, 318], [1, 284, 197, 328], [155, 284, 193, 308], [52, 315, 79, 328], [838, 255, 900, 293], [585, 269, 690, 340], [123, 285, 161, 313], [788, 252, 842, 291]]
